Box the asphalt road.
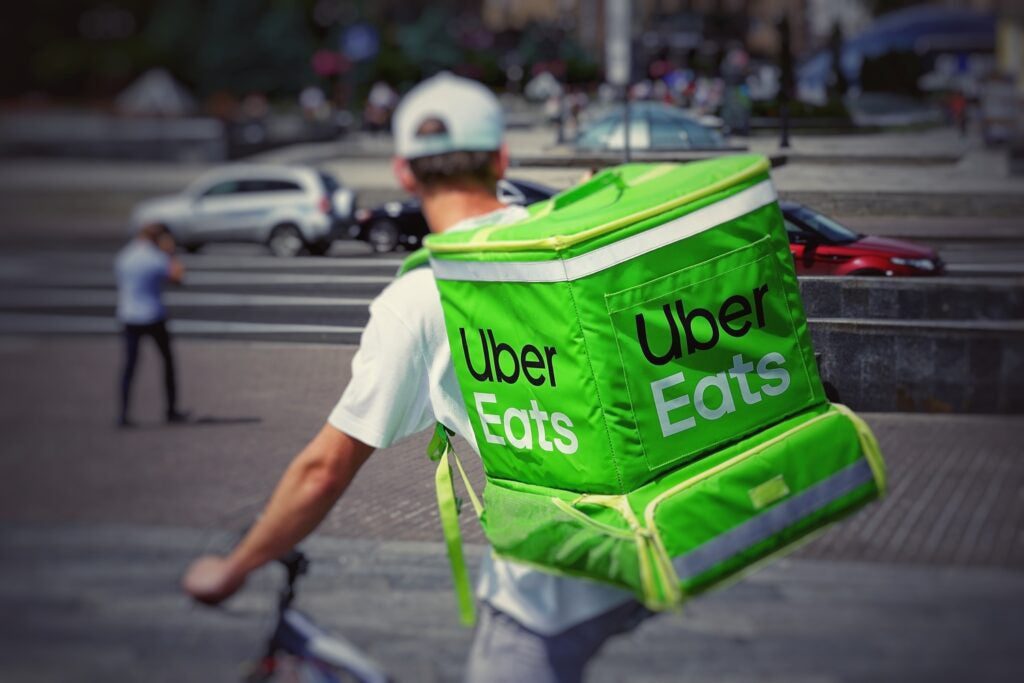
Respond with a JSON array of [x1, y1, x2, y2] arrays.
[[0, 225, 1021, 345], [1, 337, 1022, 682]]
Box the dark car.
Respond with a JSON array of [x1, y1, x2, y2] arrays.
[[780, 202, 943, 276], [353, 178, 942, 277], [350, 178, 557, 253]]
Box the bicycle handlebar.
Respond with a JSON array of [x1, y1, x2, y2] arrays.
[[279, 549, 309, 583]]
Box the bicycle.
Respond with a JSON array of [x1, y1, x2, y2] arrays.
[[243, 548, 391, 683]]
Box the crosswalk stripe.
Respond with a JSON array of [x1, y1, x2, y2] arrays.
[[0, 289, 374, 308], [190, 271, 395, 285], [0, 253, 405, 270], [0, 271, 396, 286], [945, 263, 1024, 274], [0, 314, 366, 337]]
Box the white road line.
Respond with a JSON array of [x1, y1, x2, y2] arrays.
[[0, 314, 365, 336], [945, 263, 1024, 274], [0, 271, 395, 286], [809, 317, 1024, 332], [187, 271, 395, 285], [0, 252, 404, 269], [0, 289, 373, 308], [180, 255, 405, 269]]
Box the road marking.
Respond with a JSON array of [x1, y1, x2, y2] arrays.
[[0, 314, 366, 336], [180, 255, 405, 269], [945, 263, 1024, 274], [0, 251, 404, 269], [0, 271, 395, 286], [0, 289, 373, 308], [809, 317, 1024, 332], [187, 271, 395, 285]]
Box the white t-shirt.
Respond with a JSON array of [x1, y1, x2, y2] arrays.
[[328, 207, 632, 635], [115, 239, 172, 325]]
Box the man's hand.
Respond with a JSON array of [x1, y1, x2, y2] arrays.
[[180, 425, 373, 606], [182, 555, 246, 605]]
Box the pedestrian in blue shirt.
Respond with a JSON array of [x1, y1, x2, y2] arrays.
[[115, 223, 187, 427]]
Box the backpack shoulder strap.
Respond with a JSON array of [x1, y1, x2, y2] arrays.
[[398, 251, 484, 627], [427, 423, 482, 627], [396, 247, 431, 277]]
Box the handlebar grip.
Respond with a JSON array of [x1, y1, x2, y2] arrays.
[[280, 549, 309, 579]]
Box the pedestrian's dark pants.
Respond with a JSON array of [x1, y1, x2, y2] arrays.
[[120, 319, 177, 421]]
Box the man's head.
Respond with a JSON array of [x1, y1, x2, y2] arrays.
[[392, 73, 508, 197], [138, 222, 168, 242]]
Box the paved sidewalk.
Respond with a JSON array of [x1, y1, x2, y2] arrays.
[[2, 337, 1023, 563], [1, 523, 1021, 683], [2, 337, 1023, 681]]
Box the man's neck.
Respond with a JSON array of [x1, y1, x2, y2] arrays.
[[420, 186, 505, 234]]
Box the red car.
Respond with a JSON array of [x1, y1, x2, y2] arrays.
[[781, 201, 943, 276]]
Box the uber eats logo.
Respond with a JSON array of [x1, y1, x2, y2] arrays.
[[460, 328, 579, 455], [633, 282, 792, 437]]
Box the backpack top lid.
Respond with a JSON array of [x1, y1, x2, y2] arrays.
[[424, 154, 771, 261]]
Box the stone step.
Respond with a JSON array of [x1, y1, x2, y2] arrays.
[[799, 276, 1024, 321], [810, 318, 1024, 413]]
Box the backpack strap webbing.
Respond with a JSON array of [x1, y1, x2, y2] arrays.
[[397, 247, 431, 277], [400, 250, 484, 626], [427, 423, 483, 627]]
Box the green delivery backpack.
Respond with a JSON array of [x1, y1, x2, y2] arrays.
[[404, 154, 886, 626]]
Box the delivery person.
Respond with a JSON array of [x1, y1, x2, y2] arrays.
[[182, 73, 649, 681]]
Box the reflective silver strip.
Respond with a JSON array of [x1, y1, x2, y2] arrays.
[[430, 180, 777, 283], [672, 459, 875, 581]]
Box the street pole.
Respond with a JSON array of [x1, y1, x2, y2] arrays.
[[605, 0, 632, 162], [778, 15, 794, 150], [623, 86, 632, 162]]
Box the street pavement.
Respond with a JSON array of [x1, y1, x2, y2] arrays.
[[1, 336, 1022, 681], [0, 235, 1022, 347], [1, 124, 1022, 681], [3, 126, 1024, 239]]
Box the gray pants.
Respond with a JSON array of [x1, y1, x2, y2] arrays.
[[463, 600, 652, 683]]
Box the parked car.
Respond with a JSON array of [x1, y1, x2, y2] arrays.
[[130, 164, 355, 257], [781, 201, 943, 276], [353, 174, 941, 277], [575, 102, 729, 151], [350, 178, 556, 253]]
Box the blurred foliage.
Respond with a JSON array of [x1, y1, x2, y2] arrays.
[[4, 0, 598, 104], [752, 97, 851, 121], [3, 0, 321, 99], [189, 0, 315, 95]]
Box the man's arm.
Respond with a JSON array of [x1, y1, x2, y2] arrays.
[[157, 232, 185, 284], [182, 423, 374, 604]]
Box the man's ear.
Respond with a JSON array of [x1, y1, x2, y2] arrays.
[[493, 144, 509, 180], [393, 157, 418, 193]]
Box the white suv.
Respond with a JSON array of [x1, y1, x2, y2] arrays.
[[130, 164, 356, 256]]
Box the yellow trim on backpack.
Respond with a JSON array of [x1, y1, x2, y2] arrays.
[[426, 157, 771, 255]]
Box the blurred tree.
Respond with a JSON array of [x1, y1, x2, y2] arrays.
[[192, 0, 316, 97], [394, 7, 463, 77], [4, 0, 321, 100]]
